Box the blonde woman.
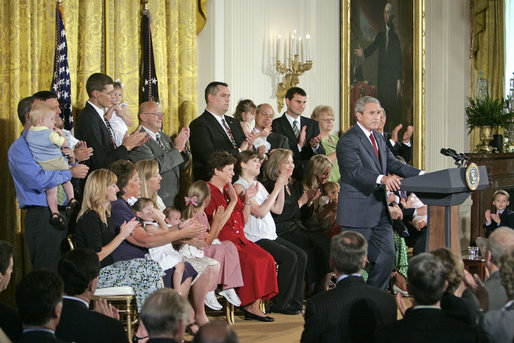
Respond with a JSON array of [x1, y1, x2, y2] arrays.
[[135, 160, 164, 210]]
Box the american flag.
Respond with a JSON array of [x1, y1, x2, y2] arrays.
[[51, 2, 73, 129], [141, 10, 159, 103]]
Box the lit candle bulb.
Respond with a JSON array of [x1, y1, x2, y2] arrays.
[[305, 34, 311, 61]]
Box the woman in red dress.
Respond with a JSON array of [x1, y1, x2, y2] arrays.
[[205, 151, 278, 322]]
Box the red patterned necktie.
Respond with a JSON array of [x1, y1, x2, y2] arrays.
[[222, 118, 238, 149], [370, 133, 379, 159]]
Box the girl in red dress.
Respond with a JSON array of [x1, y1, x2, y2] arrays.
[[205, 151, 278, 322]]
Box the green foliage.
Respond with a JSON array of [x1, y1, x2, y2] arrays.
[[465, 96, 514, 133]]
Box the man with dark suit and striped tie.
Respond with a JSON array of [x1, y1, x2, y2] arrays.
[[190, 81, 252, 181], [301, 231, 397, 343]]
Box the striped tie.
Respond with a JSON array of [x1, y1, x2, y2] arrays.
[[293, 119, 300, 138], [104, 114, 117, 148], [222, 118, 238, 149]]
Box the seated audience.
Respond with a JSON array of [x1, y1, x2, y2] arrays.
[[378, 253, 478, 343], [301, 231, 397, 343], [310, 105, 340, 183], [55, 248, 128, 343], [480, 246, 514, 342], [233, 99, 257, 137], [8, 96, 88, 271], [234, 151, 307, 314], [192, 321, 239, 343], [205, 151, 278, 322], [377, 108, 413, 163], [483, 190, 514, 237], [261, 149, 331, 296], [140, 288, 191, 343], [182, 180, 245, 308], [0, 241, 21, 341], [136, 160, 224, 310], [430, 248, 479, 325], [15, 270, 64, 343], [107, 160, 213, 330]]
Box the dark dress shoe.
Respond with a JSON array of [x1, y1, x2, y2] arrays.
[[268, 304, 301, 315], [244, 310, 275, 322]]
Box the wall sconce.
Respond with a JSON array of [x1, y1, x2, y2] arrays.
[[275, 30, 312, 112]]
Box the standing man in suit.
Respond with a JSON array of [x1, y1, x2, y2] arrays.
[[377, 109, 413, 163], [377, 253, 478, 343], [56, 248, 128, 343], [272, 87, 325, 180], [129, 101, 191, 207], [301, 231, 397, 343], [190, 81, 252, 181], [252, 103, 289, 155], [336, 96, 421, 290], [15, 270, 65, 343], [75, 73, 148, 171]]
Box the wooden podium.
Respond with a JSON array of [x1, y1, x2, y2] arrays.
[[400, 167, 489, 254]]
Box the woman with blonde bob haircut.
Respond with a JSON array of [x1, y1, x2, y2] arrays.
[[311, 105, 340, 182]]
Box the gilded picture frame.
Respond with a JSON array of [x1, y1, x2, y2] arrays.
[[340, 0, 425, 169]]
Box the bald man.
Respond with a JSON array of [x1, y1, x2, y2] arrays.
[[253, 103, 289, 155], [129, 101, 191, 207]]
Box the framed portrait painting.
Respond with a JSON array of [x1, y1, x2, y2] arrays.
[[340, 0, 425, 168]]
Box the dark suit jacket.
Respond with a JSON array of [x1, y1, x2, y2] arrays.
[[272, 114, 325, 179], [129, 129, 190, 207], [190, 110, 247, 181], [18, 330, 65, 343], [301, 275, 397, 343], [336, 125, 420, 228], [484, 208, 514, 237], [75, 102, 129, 171], [55, 297, 128, 343], [0, 301, 22, 341], [377, 308, 479, 343], [147, 339, 178, 343], [383, 132, 412, 163]]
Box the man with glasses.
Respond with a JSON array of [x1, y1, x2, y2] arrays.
[[130, 101, 190, 207], [76, 73, 148, 171]]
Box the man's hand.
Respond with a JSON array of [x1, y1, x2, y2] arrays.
[[62, 148, 74, 163], [391, 124, 402, 143], [122, 126, 150, 151], [298, 126, 307, 148], [73, 141, 93, 162], [94, 299, 120, 320], [463, 270, 489, 311], [353, 44, 364, 57], [402, 125, 414, 143], [70, 164, 89, 179], [382, 174, 402, 192], [310, 134, 321, 149], [173, 126, 190, 152]]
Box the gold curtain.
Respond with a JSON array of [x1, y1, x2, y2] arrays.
[[471, 0, 505, 98], [0, 0, 201, 304]]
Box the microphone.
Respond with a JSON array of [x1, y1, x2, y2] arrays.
[[440, 148, 469, 167]]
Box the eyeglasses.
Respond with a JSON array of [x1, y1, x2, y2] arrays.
[[319, 118, 334, 122], [144, 112, 165, 118]]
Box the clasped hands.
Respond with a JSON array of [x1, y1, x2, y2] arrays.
[[382, 174, 403, 192]]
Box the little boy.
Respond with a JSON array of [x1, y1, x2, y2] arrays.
[[318, 182, 340, 232], [484, 190, 514, 237], [25, 103, 78, 230]]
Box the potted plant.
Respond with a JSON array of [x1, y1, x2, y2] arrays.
[[465, 96, 514, 152]]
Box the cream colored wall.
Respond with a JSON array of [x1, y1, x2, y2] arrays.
[[197, 0, 340, 127], [197, 0, 473, 249]]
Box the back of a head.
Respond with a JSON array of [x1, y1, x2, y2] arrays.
[[487, 227, 514, 265], [16, 270, 63, 326], [58, 248, 100, 296], [330, 231, 368, 275], [17, 96, 36, 125], [192, 321, 239, 343], [407, 253, 447, 305], [0, 240, 13, 275], [32, 90, 58, 101], [430, 247, 464, 294], [140, 288, 191, 338], [498, 246, 514, 299]]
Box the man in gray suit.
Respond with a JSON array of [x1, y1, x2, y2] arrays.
[[336, 96, 421, 290], [129, 101, 190, 207]]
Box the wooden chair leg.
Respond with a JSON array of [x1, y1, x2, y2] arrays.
[[225, 302, 234, 325]]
